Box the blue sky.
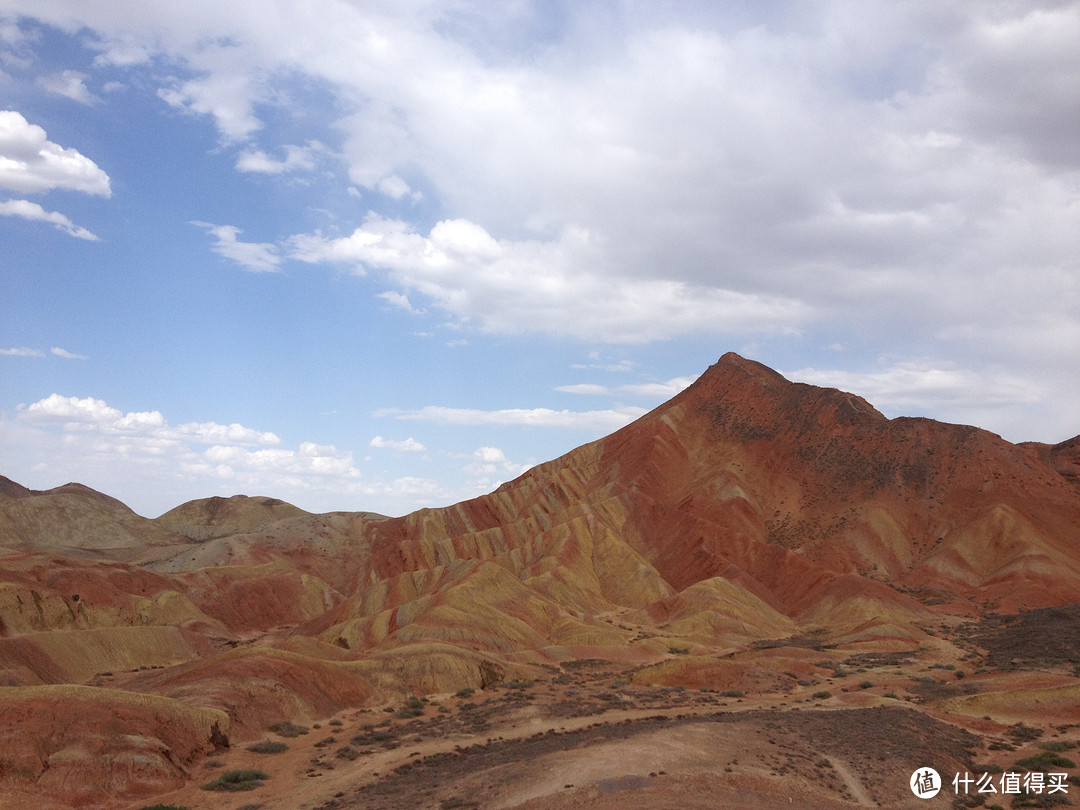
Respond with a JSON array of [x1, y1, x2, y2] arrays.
[[1, 1, 1078, 517]]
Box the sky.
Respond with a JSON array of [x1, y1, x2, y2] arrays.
[[1, 1, 1078, 518]]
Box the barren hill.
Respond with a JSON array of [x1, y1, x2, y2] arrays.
[[3, 353, 1080, 809]]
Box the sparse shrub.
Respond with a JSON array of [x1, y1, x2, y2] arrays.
[[455, 688, 475, 699], [883, 692, 899, 699], [719, 690, 744, 698], [1040, 741, 1077, 752], [329, 718, 343, 726], [438, 705, 450, 713], [268, 721, 308, 738], [812, 691, 832, 700], [1013, 751, 1076, 771], [247, 741, 288, 754], [200, 769, 269, 792], [859, 681, 874, 689], [139, 805, 189, 810], [797, 679, 812, 687], [668, 646, 690, 655], [336, 745, 360, 761], [203, 758, 224, 769], [1009, 724, 1045, 742]]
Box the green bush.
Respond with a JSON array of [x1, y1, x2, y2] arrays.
[[1040, 740, 1077, 752], [812, 691, 832, 700], [268, 721, 308, 738], [247, 740, 288, 754], [455, 688, 475, 698], [1013, 751, 1076, 771], [200, 769, 269, 792]]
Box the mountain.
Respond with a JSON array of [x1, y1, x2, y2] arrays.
[[2, 353, 1079, 809]]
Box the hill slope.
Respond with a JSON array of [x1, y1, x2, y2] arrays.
[[3, 353, 1079, 808]]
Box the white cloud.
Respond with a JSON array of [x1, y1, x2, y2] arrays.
[[555, 376, 696, 399], [0, 198, 99, 240], [235, 141, 322, 174], [3, 2, 1079, 439], [369, 435, 425, 453], [1, 346, 44, 357], [783, 360, 1055, 437], [0, 393, 464, 517], [20, 394, 281, 445], [554, 384, 610, 396], [462, 445, 531, 491], [0, 110, 111, 196], [51, 347, 87, 360], [192, 221, 281, 272], [786, 362, 1045, 411], [375, 404, 646, 433], [376, 290, 423, 314], [36, 70, 100, 105], [620, 377, 697, 399], [287, 214, 810, 343]]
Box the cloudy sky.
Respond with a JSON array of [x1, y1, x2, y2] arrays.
[[1, 1, 1077, 517]]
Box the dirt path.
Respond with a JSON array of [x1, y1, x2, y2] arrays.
[[826, 755, 875, 806]]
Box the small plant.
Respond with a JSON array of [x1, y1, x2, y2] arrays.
[[1040, 741, 1077, 752], [883, 692, 899, 699], [812, 691, 832, 700], [200, 769, 269, 792], [668, 646, 690, 655], [858, 681, 874, 689], [719, 690, 744, 698], [1009, 724, 1046, 742], [1013, 751, 1076, 771], [329, 718, 343, 726], [268, 721, 308, 738], [455, 687, 475, 698], [139, 805, 190, 810], [247, 741, 288, 754]]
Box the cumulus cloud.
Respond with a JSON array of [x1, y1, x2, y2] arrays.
[[3, 2, 1079, 438], [192, 221, 281, 272], [462, 445, 531, 491], [0, 110, 111, 196], [0, 198, 99, 239], [36, 70, 100, 105], [20, 394, 281, 444], [288, 215, 810, 343], [375, 404, 646, 433], [235, 141, 322, 174], [0, 393, 466, 517], [369, 435, 425, 452]]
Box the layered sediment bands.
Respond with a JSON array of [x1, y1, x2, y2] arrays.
[[3, 353, 1080, 807], [0, 685, 229, 804]]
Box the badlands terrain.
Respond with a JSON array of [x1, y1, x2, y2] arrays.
[[2, 352, 1080, 809]]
